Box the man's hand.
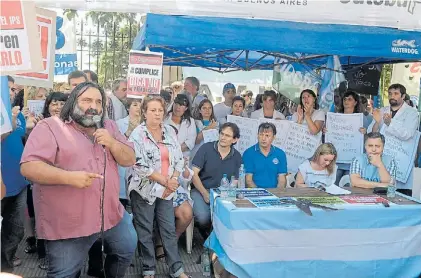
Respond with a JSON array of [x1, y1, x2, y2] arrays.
[[201, 190, 210, 204], [67, 171, 103, 188], [166, 178, 179, 192], [368, 154, 383, 168], [383, 113, 392, 126], [94, 128, 116, 148], [373, 109, 382, 123]]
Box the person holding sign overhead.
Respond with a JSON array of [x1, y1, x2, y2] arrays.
[[350, 132, 396, 189], [243, 122, 288, 189], [370, 84, 419, 193], [295, 143, 338, 188], [291, 89, 325, 135], [251, 90, 285, 120]]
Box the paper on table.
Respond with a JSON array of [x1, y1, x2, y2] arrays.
[[324, 184, 351, 195]]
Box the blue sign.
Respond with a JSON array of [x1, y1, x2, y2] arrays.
[[55, 54, 78, 75]]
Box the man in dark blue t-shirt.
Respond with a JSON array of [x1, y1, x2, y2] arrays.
[[191, 123, 242, 232], [243, 122, 287, 189]]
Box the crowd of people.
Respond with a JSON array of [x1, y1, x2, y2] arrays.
[[1, 69, 420, 278]]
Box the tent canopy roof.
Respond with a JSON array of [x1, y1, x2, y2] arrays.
[[132, 13, 421, 72]]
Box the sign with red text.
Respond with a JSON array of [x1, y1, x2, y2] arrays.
[[13, 8, 56, 88], [0, 0, 43, 75], [127, 50, 163, 98]]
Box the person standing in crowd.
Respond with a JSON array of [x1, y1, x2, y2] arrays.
[[371, 84, 419, 194], [24, 92, 69, 270], [295, 143, 338, 188], [160, 88, 173, 110], [107, 79, 129, 121], [20, 82, 137, 278], [1, 89, 29, 271], [183, 76, 206, 115], [171, 81, 184, 98], [219, 96, 246, 125], [291, 89, 325, 135], [253, 93, 263, 111], [83, 69, 99, 84], [360, 95, 373, 128], [251, 90, 285, 120], [243, 122, 287, 189], [323, 90, 368, 185], [68, 70, 88, 90], [164, 94, 196, 235], [241, 90, 254, 117], [191, 123, 242, 235], [127, 96, 190, 278], [191, 99, 219, 160], [213, 83, 236, 121], [116, 98, 142, 208], [350, 132, 396, 189]]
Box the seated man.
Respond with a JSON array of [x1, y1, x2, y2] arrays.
[[243, 122, 287, 189], [191, 123, 242, 233], [219, 96, 246, 124], [350, 132, 396, 188]]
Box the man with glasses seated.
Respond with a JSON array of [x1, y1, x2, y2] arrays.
[[190, 123, 242, 235]]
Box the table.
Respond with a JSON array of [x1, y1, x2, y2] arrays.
[[206, 188, 421, 278]]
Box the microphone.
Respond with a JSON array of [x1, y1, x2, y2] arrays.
[[92, 115, 102, 130]]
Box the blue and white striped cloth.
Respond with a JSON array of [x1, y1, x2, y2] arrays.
[[206, 191, 421, 278]]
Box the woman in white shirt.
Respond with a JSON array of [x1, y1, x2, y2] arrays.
[[116, 98, 142, 205], [251, 90, 285, 120], [165, 94, 197, 156], [296, 143, 338, 188], [291, 89, 325, 135]]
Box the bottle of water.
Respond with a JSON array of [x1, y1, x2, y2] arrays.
[[201, 249, 211, 277], [219, 174, 229, 200], [226, 176, 237, 202], [238, 164, 246, 189], [387, 176, 396, 198]]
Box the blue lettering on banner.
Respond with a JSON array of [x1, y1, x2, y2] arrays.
[[56, 16, 65, 50], [55, 54, 78, 75]]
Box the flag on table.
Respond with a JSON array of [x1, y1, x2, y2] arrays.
[[1, 76, 13, 135], [318, 55, 345, 111]]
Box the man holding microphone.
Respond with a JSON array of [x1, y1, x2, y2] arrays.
[[20, 82, 137, 278]]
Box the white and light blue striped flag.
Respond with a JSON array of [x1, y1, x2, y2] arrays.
[[1, 76, 13, 135], [318, 55, 345, 112]]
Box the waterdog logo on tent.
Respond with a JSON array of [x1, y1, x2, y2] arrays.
[[391, 39, 419, 55], [339, 0, 418, 15]]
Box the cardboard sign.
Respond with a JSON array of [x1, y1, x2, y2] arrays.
[[14, 8, 57, 88], [127, 50, 163, 98], [0, 0, 43, 75]]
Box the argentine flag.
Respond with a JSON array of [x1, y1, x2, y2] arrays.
[[318, 55, 345, 112], [1, 76, 13, 135]]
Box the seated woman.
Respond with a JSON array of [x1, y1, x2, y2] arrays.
[[219, 96, 246, 124], [291, 89, 325, 135], [296, 143, 338, 188]]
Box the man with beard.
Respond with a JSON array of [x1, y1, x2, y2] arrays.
[[20, 82, 137, 278], [371, 83, 419, 194]]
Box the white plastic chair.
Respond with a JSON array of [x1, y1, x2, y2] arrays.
[[185, 182, 194, 254], [339, 175, 351, 187], [412, 167, 421, 201]]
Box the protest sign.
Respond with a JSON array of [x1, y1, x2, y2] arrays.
[[381, 126, 420, 183], [13, 8, 56, 88], [202, 129, 219, 143], [0, 0, 43, 75], [1, 76, 12, 135], [258, 118, 290, 147], [282, 122, 322, 173], [325, 112, 364, 163], [27, 100, 45, 116], [55, 13, 77, 76], [340, 195, 390, 205], [227, 115, 259, 154], [127, 50, 163, 98], [297, 197, 346, 205], [249, 197, 296, 209]]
